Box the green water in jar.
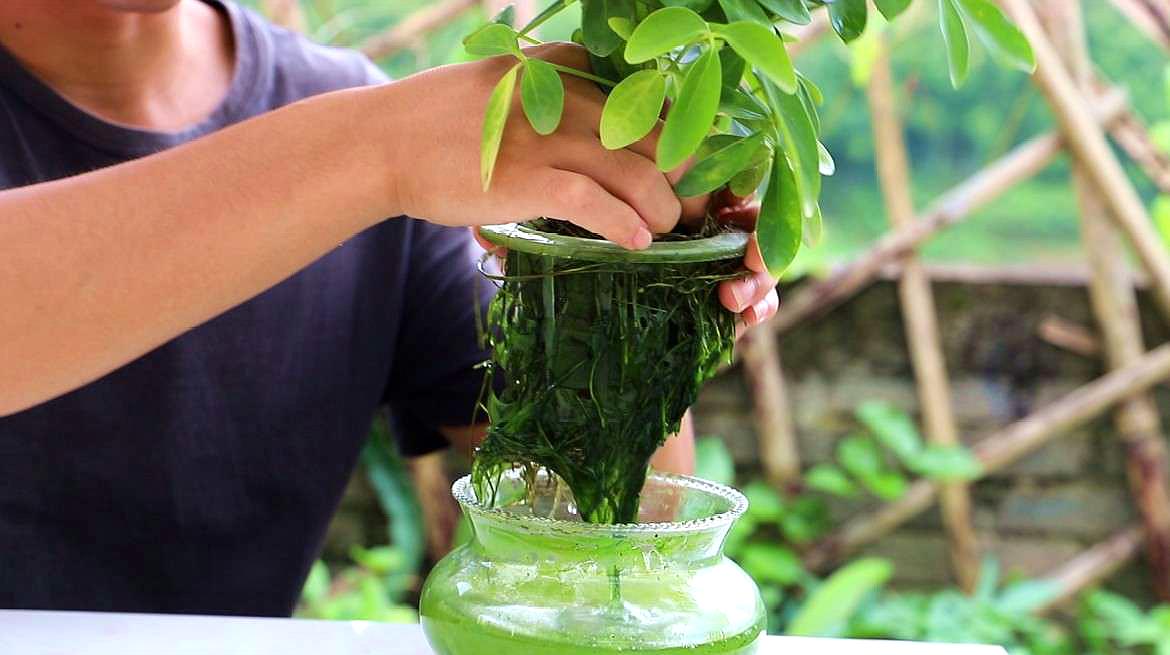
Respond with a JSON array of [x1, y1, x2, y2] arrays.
[[418, 473, 767, 655], [421, 614, 764, 655]]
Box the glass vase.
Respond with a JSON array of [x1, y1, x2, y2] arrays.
[[420, 470, 766, 655]]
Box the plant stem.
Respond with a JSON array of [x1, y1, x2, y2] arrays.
[[550, 63, 618, 88], [519, 0, 578, 37]]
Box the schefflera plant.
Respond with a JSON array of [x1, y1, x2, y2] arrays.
[[467, 0, 1035, 276]]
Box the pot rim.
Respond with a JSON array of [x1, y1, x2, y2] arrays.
[[452, 470, 748, 535], [478, 222, 749, 263]]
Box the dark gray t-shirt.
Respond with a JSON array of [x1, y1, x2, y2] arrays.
[[0, 1, 491, 615]]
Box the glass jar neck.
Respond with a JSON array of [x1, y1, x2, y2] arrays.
[[466, 509, 732, 569]]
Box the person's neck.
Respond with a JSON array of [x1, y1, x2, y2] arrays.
[[0, 0, 234, 131]]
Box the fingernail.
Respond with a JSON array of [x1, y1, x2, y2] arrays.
[[632, 227, 652, 250], [731, 277, 755, 312]]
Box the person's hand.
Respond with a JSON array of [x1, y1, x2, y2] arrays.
[[473, 186, 779, 336], [385, 43, 695, 250], [710, 189, 779, 335]]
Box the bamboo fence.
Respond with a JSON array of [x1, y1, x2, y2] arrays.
[[781, 0, 1170, 605], [261, 0, 1170, 606]]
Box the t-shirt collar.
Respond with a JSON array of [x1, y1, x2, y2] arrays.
[[0, 0, 271, 157]]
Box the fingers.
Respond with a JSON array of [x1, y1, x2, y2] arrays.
[[529, 169, 652, 249], [711, 189, 759, 230], [743, 235, 767, 274], [552, 135, 681, 234], [719, 269, 775, 314], [523, 42, 591, 71], [741, 288, 779, 327]]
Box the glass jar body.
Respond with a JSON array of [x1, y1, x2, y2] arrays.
[[420, 473, 766, 655]]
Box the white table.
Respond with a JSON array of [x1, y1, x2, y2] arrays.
[[0, 611, 1008, 654]]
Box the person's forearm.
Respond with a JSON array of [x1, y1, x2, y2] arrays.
[[0, 85, 395, 416]]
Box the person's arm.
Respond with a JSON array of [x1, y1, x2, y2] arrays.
[[0, 44, 683, 417]]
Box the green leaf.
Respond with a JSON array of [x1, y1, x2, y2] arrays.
[[663, 0, 716, 12], [856, 401, 921, 462], [721, 89, 769, 121], [758, 0, 811, 25], [1153, 195, 1170, 250], [607, 16, 634, 39], [675, 132, 765, 196], [490, 3, 516, 26], [658, 47, 722, 171], [693, 436, 736, 485], [715, 21, 797, 93], [520, 59, 565, 135], [954, 0, 1035, 72], [874, 0, 911, 20], [738, 543, 806, 585], [864, 469, 908, 500], [781, 497, 830, 543], [624, 6, 709, 63], [939, 0, 970, 87], [787, 558, 893, 636], [761, 77, 820, 217], [909, 446, 983, 481], [600, 69, 667, 149], [757, 154, 802, 275], [480, 64, 519, 190], [463, 22, 522, 57], [997, 580, 1061, 615], [838, 434, 883, 477], [743, 480, 785, 522], [719, 47, 748, 91], [805, 464, 857, 497], [582, 0, 635, 56], [300, 561, 331, 604], [717, 0, 772, 26], [827, 0, 868, 43], [729, 161, 768, 196]]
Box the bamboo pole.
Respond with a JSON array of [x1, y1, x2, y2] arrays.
[[805, 341, 1170, 571], [767, 88, 1129, 337], [262, 0, 306, 32], [1035, 526, 1145, 613], [739, 328, 801, 487], [1110, 111, 1170, 193], [1107, 0, 1170, 50], [1043, 0, 1170, 602], [360, 0, 480, 61], [867, 46, 979, 592], [998, 0, 1170, 326]]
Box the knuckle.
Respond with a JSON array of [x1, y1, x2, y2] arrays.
[[562, 176, 596, 209]]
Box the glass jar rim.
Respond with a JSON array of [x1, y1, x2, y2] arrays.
[[452, 470, 749, 536], [477, 222, 749, 264]]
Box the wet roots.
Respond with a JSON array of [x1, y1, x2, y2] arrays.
[[472, 221, 740, 524]]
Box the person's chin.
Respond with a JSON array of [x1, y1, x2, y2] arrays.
[[95, 0, 183, 13]]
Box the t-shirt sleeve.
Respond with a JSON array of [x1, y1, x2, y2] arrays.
[[383, 220, 495, 456]]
